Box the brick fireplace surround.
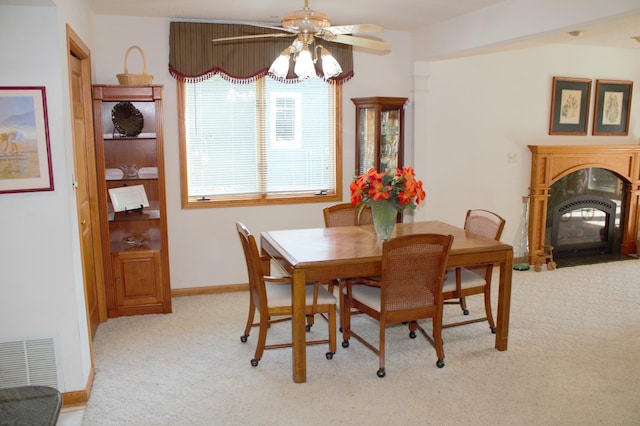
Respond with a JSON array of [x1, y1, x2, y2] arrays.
[[528, 145, 640, 266]]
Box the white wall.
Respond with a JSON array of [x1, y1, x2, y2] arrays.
[[413, 44, 640, 246], [0, 2, 93, 392], [90, 15, 414, 289]]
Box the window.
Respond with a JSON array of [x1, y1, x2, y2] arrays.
[[270, 93, 301, 149], [179, 75, 342, 208]]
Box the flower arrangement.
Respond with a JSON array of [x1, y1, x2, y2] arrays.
[[350, 167, 426, 212]]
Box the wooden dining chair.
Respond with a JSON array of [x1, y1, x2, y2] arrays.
[[236, 222, 337, 366], [323, 202, 373, 228], [321, 203, 374, 330], [442, 209, 505, 333], [341, 233, 453, 377]]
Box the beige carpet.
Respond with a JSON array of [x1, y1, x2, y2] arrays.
[[83, 260, 640, 425]]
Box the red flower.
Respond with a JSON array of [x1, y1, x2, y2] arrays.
[[369, 177, 391, 201], [349, 181, 364, 205], [350, 167, 426, 212]]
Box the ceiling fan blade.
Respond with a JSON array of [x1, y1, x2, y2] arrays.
[[329, 34, 390, 51], [238, 22, 297, 34], [212, 33, 294, 43], [324, 24, 384, 35]]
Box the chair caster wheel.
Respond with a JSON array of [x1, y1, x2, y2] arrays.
[[377, 368, 386, 378], [409, 331, 416, 339], [326, 352, 334, 360], [251, 358, 259, 367], [436, 359, 445, 368], [490, 326, 496, 334], [341, 340, 349, 348], [463, 309, 469, 315], [240, 335, 248, 343], [306, 325, 312, 332], [548, 262, 557, 270]]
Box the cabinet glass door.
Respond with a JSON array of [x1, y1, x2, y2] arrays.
[[380, 109, 400, 171], [357, 107, 376, 174]]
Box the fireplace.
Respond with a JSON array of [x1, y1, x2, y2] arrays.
[[528, 145, 640, 266], [551, 193, 618, 257], [547, 167, 624, 259]]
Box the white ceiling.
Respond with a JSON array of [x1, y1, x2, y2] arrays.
[[4, 0, 640, 52], [83, 0, 640, 52], [82, 0, 506, 31]]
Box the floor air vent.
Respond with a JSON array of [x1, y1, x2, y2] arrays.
[[0, 338, 60, 390]]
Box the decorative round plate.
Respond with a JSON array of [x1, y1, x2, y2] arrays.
[[111, 101, 144, 137]]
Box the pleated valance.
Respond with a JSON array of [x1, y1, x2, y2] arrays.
[[169, 21, 354, 84]]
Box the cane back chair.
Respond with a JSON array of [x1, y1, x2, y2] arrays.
[[236, 222, 337, 367], [323, 202, 373, 228], [322, 203, 374, 329], [442, 209, 505, 332], [342, 233, 453, 377]]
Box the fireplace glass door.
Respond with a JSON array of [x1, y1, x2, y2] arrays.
[[546, 168, 624, 258]]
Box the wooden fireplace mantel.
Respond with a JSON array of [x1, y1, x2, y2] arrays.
[[528, 144, 640, 264]]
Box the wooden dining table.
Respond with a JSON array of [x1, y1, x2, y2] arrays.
[[260, 220, 514, 383]]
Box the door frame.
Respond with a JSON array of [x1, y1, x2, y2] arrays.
[[66, 25, 108, 330]]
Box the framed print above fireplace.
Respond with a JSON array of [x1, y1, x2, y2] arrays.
[[592, 79, 633, 136], [548, 77, 592, 135]]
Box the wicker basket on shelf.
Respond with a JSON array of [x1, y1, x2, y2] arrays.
[[116, 45, 153, 86]]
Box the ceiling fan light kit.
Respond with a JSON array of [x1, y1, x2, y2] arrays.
[[268, 34, 343, 80], [213, 0, 387, 81]]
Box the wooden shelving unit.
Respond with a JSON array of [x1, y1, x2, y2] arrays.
[[92, 85, 171, 317]]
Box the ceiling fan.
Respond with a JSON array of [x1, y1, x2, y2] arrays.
[[212, 0, 390, 79], [212, 0, 390, 51]]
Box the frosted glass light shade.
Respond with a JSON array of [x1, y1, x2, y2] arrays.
[[319, 48, 342, 79], [269, 53, 291, 79], [294, 49, 316, 80]]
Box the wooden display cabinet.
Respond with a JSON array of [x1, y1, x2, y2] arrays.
[[92, 85, 171, 317], [352, 97, 408, 176]]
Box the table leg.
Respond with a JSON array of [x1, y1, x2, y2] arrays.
[[291, 269, 307, 383], [495, 249, 513, 351]]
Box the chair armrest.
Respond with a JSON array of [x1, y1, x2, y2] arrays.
[[264, 275, 292, 284], [350, 276, 382, 287]]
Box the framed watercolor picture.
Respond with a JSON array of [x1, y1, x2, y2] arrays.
[[592, 79, 633, 136], [548, 77, 592, 135], [0, 86, 54, 194]]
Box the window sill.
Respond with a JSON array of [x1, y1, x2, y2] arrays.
[[181, 192, 341, 209]]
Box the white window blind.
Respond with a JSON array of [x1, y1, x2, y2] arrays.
[[184, 76, 337, 200]]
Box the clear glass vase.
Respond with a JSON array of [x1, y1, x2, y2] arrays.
[[371, 201, 398, 240], [513, 196, 530, 270]]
